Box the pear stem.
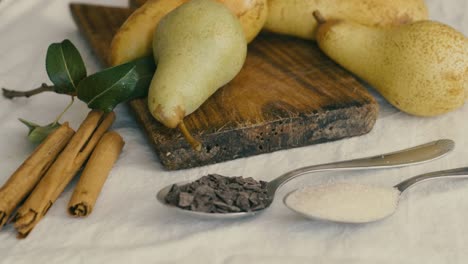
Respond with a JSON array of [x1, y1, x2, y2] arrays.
[[312, 10, 327, 24], [2, 83, 55, 99], [178, 121, 202, 152]]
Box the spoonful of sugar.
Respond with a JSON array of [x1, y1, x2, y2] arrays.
[[284, 167, 468, 223]]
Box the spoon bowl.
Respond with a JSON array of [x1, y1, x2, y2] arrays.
[[156, 182, 266, 219], [284, 167, 468, 223], [156, 139, 454, 219], [283, 190, 399, 224], [283, 183, 400, 224]]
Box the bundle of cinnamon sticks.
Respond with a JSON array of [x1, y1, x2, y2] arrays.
[[0, 110, 124, 238]]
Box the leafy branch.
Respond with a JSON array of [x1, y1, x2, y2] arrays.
[[2, 39, 156, 143]]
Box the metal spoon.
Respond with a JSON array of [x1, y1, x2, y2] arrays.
[[284, 167, 468, 223], [156, 139, 454, 219]]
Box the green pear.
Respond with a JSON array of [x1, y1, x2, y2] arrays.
[[148, 0, 247, 129], [314, 12, 467, 116]]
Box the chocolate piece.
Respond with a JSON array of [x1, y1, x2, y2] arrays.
[[215, 190, 236, 205], [165, 174, 270, 213], [249, 192, 259, 206], [194, 185, 215, 197], [165, 184, 180, 204], [213, 201, 241, 212], [236, 192, 251, 211], [178, 192, 194, 208], [228, 183, 243, 191]]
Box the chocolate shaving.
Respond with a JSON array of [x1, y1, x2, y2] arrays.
[[165, 174, 269, 213], [178, 192, 194, 208]]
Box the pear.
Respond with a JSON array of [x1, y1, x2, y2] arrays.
[[313, 12, 467, 116], [110, 0, 266, 66], [110, 0, 186, 66], [265, 0, 428, 40], [148, 0, 247, 131]]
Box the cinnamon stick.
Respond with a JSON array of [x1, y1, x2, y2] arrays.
[[68, 131, 124, 217], [0, 123, 74, 229], [13, 110, 115, 238]]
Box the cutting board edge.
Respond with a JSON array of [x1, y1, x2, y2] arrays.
[[131, 103, 378, 170]]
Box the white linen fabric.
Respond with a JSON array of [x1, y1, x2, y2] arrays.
[[0, 0, 467, 263]]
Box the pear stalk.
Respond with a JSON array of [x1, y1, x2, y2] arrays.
[[178, 121, 202, 152], [312, 11, 326, 25]]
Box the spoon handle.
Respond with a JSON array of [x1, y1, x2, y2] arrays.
[[268, 139, 454, 191], [395, 167, 468, 193]]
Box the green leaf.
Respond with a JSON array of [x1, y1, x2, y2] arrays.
[[19, 119, 61, 144], [46, 39, 87, 95], [77, 56, 156, 112]]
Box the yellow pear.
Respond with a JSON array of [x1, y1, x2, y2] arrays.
[[148, 0, 247, 129], [314, 12, 467, 116], [265, 0, 428, 40], [110, 0, 267, 66], [110, 0, 185, 66]]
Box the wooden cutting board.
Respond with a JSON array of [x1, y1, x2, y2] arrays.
[[70, 3, 378, 170]]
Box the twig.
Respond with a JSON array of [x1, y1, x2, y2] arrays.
[[2, 83, 55, 99]]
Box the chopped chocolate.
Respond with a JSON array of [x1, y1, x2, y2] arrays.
[[191, 201, 212, 213], [235, 192, 251, 211], [178, 192, 194, 208], [251, 203, 266, 211], [227, 183, 243, 191], [213, 201, 241, 212], [194, 185, 215, 197], [249, 192, 259, 206], [215, 190, 236, 205], [165, 174, 270, 213], [165, 184, 181, 204]]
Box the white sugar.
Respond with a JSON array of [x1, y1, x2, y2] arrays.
[[285, 183, 400, 223]]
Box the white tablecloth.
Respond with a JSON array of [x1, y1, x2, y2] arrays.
[[0, 0, 467, 263]]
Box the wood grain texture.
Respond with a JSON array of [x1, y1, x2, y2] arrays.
[[70, 3, 378, 170]]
